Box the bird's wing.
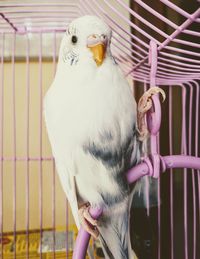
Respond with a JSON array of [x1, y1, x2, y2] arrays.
[[44, 87, 81, 229], [55, 159, 81, 229]]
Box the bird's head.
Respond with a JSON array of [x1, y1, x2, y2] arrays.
[[60, 15, 112, 68]]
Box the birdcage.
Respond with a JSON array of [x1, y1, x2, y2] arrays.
[[0, 1, 200, 259]]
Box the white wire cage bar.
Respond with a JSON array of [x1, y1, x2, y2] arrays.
[[0, 0, 200, 259]]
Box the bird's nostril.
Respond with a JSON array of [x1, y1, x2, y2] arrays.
[[101, 35, 107, 41], [92, 34, 97, 38]]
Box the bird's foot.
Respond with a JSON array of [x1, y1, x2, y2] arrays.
[[137, 87, 166, 140], [78, 203, 99, 239]]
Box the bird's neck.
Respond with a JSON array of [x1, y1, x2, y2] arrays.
[[54, 57, 117, 88]]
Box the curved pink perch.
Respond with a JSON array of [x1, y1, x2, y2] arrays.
[[72, 155, 200, 259], [72, 206, 103, 259]]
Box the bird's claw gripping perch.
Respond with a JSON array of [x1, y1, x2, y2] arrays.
[[78, 203, 99, 239], [137, 86, 166, 140]]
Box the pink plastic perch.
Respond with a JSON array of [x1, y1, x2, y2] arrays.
[[73, 155, 200, 259]]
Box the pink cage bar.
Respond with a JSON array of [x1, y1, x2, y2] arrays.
[[0, 1, 200, 259]]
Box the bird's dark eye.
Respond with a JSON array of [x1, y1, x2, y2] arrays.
[[71, 35, 78, 44]]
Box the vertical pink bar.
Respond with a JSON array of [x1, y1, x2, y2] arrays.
[[169, 86, 174, 259], [52, 160, 56, 259], [66, 200, 68, 259], [191, 169, 196, 259], [181, 86, 188, 259], [53, 31, 57, 74], [157, 147, 161, 259], [188, 83, 193, 154], [38, 32, 43, 259], [12, 32, 17, 259], [143, 82, 150, 215], [52, 31, 56, 259], [149, 40, 161, 259], [156, 95, 161, 259], [188, 83, 196, 259], [25, 34, 30, 259], [0, 32, 5, 259], [194, 81, 200, 238]]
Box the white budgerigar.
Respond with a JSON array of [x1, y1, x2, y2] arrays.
[[44, 15, 142, 259]]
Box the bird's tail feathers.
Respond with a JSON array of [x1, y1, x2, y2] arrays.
[[98, 201, 129, 259]]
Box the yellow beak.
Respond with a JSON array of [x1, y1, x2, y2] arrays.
[[88, 43, 106, 66]]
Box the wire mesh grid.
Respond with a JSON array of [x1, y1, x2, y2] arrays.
[[0, 0, 200, 259]]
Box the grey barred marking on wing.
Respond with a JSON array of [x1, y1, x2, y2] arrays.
[[83, 126, 138, 170], [83, 141, 122, 168]]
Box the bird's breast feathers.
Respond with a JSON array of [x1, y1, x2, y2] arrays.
[[44, 62, 136, 160]]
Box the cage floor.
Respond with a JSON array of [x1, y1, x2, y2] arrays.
[[0, 225, 98, 259]]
